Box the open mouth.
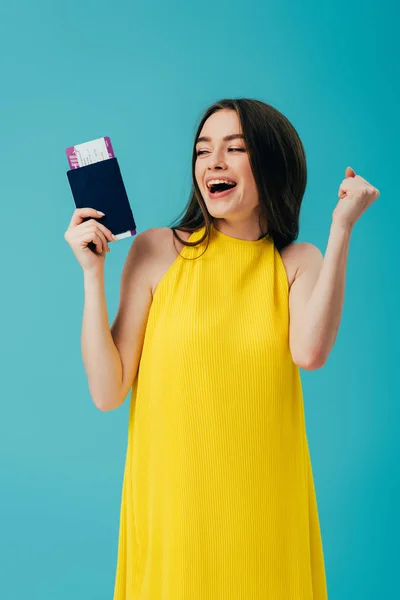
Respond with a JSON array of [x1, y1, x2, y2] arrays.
[[207, 181, 237, 198]]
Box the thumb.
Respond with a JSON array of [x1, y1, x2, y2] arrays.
[[345, 166, 356, 178]]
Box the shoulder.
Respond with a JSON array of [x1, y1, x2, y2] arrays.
[[131, 227, 191, 271], [145, 227, 192, 250], [281, 241, 323, 263], [279, 241, 323, 287]]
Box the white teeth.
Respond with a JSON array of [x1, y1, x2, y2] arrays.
[[206, 179, 236, 188]]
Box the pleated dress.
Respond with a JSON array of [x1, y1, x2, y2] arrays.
[[113, 223, 328, 599]]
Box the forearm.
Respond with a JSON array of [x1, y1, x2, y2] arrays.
[[81, 269, 123, 411], [301, 220, 352, 366]]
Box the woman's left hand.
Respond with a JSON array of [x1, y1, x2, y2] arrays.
[[333, 167, 380, 231]]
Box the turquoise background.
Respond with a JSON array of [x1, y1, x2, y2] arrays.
[[0, 0, 397, 598]]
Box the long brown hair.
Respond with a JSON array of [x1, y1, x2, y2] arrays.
[[168, 98, 307, 255]]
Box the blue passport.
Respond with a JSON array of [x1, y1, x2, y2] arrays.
[[66, 157, 136, 251]]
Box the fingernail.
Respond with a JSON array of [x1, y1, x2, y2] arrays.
[[112, 234, 118, 240], [97, 211, 105, 216]]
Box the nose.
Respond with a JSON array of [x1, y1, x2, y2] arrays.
[[207, 156, 227, 171], [205, 145, 228, 170]]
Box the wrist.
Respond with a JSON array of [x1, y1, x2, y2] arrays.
[[331, 217, 353, 236], [83, 267, 105, 284]]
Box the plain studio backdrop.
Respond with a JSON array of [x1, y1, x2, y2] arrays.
[[0, 0, 397, 598]]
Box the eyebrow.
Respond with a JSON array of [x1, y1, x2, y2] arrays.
[[195, 133, 245, 145]]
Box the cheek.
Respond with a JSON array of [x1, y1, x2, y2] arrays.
[[242, 162, 254, 179], [245, 165, 257, 186]]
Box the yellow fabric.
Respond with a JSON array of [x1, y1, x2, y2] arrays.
[[113, 223, 328, 599]]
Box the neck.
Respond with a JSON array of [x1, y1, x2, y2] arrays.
[[212, 218, 268, 241]]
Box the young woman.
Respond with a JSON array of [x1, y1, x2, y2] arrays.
[[65, 98, 380, 599]]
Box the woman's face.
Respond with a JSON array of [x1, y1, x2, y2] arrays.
[[194, 109, 260, 223]]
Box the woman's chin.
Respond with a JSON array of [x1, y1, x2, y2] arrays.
[[205, 199, 235, 215]]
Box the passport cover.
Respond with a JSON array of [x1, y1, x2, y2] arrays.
[[66, 157, 136, 249]]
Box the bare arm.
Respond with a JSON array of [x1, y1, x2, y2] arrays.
[[81, 230, 155, 411], [289, 168, 380, 370], [81, 269, 123, 411], [288, 221, 351, 370]]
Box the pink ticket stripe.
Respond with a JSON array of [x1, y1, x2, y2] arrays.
[[66, 146, 80, 169], [104, 136, 115, 159]]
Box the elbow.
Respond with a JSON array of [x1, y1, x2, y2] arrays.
[[87, 379, 125, 412], [293, 349, 327, 371], [96, 402, 111, 412], [89, 376, 131, 412], [92, 391, 124, 412], [95, 399, 121, 412]]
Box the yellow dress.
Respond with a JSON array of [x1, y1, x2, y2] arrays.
[[113, 223, 328, 599]]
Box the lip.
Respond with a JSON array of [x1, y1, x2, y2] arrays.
[[205, 175, 237, 187], [207, 185, 237, 200]]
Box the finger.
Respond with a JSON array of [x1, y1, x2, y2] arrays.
[[89, 231, 108, 254], [345, 166, 356, 178], [68, 208, 105, 230], [84, 221, 110, 252], [95, 221, 116, 242], [355, 175, 369, 186], [87, 231, 103, 254], [81, 219, 114, 243], [92, 228, 109, 253]]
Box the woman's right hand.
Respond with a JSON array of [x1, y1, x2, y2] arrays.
[[64, 208, 116, 273]]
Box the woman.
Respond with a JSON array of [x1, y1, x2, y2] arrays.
[[65, 98, 380, 599]]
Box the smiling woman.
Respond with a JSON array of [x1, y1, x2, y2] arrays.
[[112, 98, 328, 600], [170, 98, 307, 249]]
